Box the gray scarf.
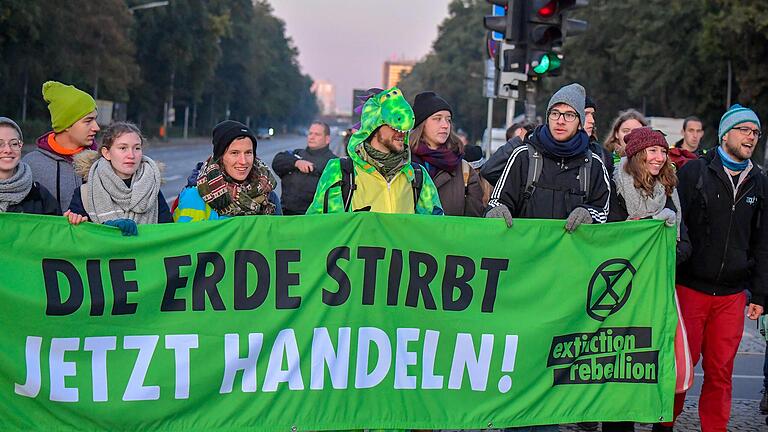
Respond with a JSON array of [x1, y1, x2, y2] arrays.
[[0, 162, 33, 212], [86, 156, 161, 224], [614, 158, 682, 238]]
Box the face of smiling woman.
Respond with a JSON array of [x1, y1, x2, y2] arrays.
[[221, 137, 255, 181]]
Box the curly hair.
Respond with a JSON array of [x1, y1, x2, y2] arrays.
[[624, 148, 677, 196], [604, 109, 647, 155]]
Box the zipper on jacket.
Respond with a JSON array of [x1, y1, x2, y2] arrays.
[[715, 182, 755, 283]]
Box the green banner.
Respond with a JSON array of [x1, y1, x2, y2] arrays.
[[0, 212, 677, 431]]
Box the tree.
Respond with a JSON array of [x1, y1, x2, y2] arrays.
[[399, 0, 488, 141]]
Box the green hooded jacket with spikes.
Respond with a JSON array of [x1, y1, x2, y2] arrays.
[[306, 87, 443, 215]]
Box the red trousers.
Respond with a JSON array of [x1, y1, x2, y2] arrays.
[[671, 284, 746, 432]]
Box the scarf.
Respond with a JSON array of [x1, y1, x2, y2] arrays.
[[86, 156, 161, 224], [196, 156, 276, 216], [537, 126, 590, 158], [411, 140, 460, 177], [0, 161, 33, 212], [717, 145, 749, 172], [360, 140, 409, 182], [614, 158, 682, 239]]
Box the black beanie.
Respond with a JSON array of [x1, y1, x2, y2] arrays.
[[585, 96, 597, 111], [413, 91, 452, 127], [212, 120, 258, 161]]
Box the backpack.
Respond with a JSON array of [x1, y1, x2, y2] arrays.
[[520, 143, 593, 212], [322, 157, 424, 213]]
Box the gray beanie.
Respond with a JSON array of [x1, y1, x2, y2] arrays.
[[0, 117, 22, 141], [546, 83, 586, 126]]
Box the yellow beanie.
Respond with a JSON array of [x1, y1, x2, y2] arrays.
[[42, 81, 97, 133]]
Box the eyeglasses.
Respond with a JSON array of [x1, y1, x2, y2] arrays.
[[548, 110, 579, 123], [732, 126, 762, 139], [0, 139, 22, 151]]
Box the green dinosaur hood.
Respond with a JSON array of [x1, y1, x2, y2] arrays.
[[347, 87, 415, 167]]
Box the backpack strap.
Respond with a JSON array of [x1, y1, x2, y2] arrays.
[[579, 149, 593, 202], [694, 160, 711, 243], [411, 162, 424, 211], [461, 160, 470, 190], [519, 144, 543, 215], [322, 158, 356, 213]]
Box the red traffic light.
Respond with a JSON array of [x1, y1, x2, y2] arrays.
[[537, 1, 557, 18]]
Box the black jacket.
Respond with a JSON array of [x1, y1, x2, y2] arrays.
[[272, 146, 336, 215], [676, 150, 768, 306], [486, 128, 610, 222], [6, 182, 61, 215], [480, 136, 524, 186]]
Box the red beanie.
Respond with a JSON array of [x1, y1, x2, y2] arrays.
[[624, 127, 668, 159]]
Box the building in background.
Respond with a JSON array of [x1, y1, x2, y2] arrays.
[[383, 60, 415, 89], [311, 80, 336, 116]]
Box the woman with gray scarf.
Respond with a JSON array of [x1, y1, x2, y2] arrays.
[[0, 117, 60, 215], [65, 122, 171, 235]]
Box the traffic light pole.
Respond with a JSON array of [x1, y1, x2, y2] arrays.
[[525, 80, 537, 123], [486, 97, 495, 157]]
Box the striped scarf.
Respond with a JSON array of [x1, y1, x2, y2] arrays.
[[196, 156, 276, 216]]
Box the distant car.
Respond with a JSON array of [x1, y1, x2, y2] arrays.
[[256, 127, 274, 139]]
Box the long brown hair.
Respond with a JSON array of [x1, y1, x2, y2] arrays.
[[604, 109, 647, 154], [408, 121, 464, 154], [624, 147, 677, 196]]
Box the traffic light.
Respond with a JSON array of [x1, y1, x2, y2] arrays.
[[483, 0, 525, 43], [525, 0, 589, 77]]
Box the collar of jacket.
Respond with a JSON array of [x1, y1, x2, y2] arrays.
[[526, 132, 592, 166]]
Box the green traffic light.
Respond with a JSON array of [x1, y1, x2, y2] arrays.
[[532, 53, 562, 74]]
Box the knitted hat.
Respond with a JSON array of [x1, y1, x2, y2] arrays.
[[546, 83, 586, 126], [0, 117, 23, 141], [718, 104, 761, 141], [413, 91, 452, 127], [42, 81, 97, 133], [624, 127, 668, 159], [464, 144, 486, 170], [212, 120, 258, 161], [585, 96, 597, 111]]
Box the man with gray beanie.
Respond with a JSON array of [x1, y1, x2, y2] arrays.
[[670, 103, 768, 431], [485, 83, 610, 233]]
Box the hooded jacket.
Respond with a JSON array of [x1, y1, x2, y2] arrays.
[[22, 132, 96, 211], [272, 145, 337, 215], [306, 87, 443, 215], [676, 150, 768, 306], [487, 126, 610, 222]]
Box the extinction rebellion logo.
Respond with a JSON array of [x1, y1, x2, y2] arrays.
[[547, 259, 660, 386]]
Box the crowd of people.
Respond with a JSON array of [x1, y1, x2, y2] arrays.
[[1, 80, 766, 432]]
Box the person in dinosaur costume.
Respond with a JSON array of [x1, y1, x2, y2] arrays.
[[306, 87, 443, 215]]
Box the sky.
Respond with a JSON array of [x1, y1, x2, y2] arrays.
[[269, 0, 452, 114]]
